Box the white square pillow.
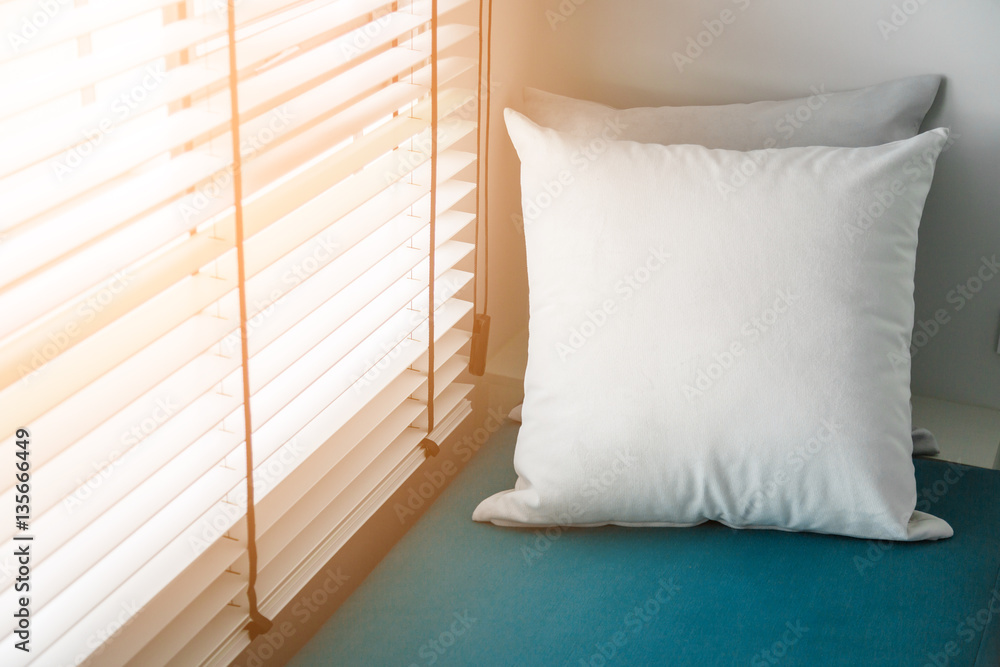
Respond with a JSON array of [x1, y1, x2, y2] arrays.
[[505, 403, 943, 457], [473, 110, 953, 541], [523, 75, 941, 149], [523, 76, 943, 448]]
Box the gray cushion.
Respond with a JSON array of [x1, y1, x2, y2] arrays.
[[523, 75, 941, 149]]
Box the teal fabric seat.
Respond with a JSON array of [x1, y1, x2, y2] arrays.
[[291, 422, 1000, 666]]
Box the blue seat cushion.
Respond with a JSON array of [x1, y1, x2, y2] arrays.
[[291, 421, 1000, 666]]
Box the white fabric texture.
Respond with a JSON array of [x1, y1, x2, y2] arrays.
[[473, 110, 953, 542], [508, 403, 943, 457], [523, 75, 940, 149]]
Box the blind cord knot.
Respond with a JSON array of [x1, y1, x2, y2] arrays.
[[419, 437, 440, 458]]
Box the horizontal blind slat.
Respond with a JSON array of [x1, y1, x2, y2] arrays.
[[0, 0, 180, 63], [0, 188, 473, 508], [0, 53, 475, 313], [84, 365, 432, 666], [0, 8, 470, 228], [203, 387, 474, 665], [0, 0, 401, 120], [0, 92, 476, 430], [0, 243, 473, 553], [0, 283, 472, 626], [0, 0, 442, 177]]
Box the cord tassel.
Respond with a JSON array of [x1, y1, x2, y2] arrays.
[[469, 0, 494, 377], [419, 438, 440, 457], [245, 613, 274, 642]]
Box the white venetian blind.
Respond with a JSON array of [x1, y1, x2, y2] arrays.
[[0, 0, 482, 664]]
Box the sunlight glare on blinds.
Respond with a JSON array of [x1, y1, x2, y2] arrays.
[[0, 0, 481, 663]]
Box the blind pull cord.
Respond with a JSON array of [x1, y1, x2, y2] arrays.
[[419, 0, 442, 458], [226, 0, 274, 641], [468, 0, 493, 377]]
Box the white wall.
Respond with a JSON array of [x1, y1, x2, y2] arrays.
[[485, 0, 1000, 408]]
